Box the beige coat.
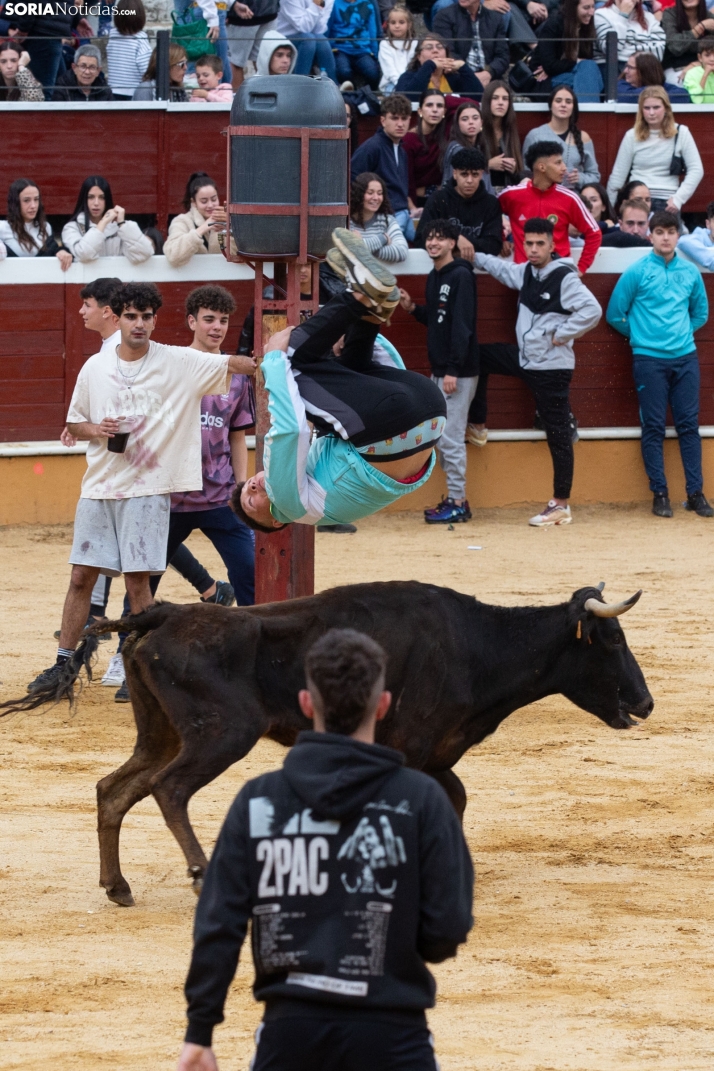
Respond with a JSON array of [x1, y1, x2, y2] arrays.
[[164, 205, 228, 267]]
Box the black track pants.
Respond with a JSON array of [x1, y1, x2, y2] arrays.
[[470, 343, 574, 500], [287, 293, 445, 453]]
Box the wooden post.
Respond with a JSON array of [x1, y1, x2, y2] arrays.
[[253, 262, 315, 604]]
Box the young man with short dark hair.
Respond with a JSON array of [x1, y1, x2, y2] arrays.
[[351, 94, 413, 239], [607, 210, 712, 518], [398, 220, 478, 524], [177, 628, 473, 1071], [26, 282, 253, 699], [499, 140, 602, 274], [473, 217, 602, 527], [415, 146, 502, 262]]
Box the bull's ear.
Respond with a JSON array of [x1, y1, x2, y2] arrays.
[[575, 614, 594, 644]]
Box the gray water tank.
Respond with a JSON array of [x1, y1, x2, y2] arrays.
[[229, 74, 348, 257]]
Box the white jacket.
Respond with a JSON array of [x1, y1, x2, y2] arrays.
[[378, 38, 417, 92], [62, 213, 154, 263], [594, 4, 665, 62], [255, 29, 298, 76], [276, 0, 334, 37], [0, 219, 52, 257], [606, 124, 703, 209]]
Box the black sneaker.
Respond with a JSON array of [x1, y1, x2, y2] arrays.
[[115, 680, 130, 703], [27, 663, 65, 694], [317, 523, 358, 533], [652, 493, 673, 518], [201, 580, 236, 607], [684, 491, 714, 517]]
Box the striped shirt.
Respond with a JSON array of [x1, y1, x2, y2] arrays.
[[106, 28, 152, 97], [349, 213, 408, 264]]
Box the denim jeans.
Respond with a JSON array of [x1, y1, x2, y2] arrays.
[[394, 208, 416, 242], [25, 37, 64, 99], [215, 2, 231, 84], [633, 352, 703, 496], [552, 60, 603, 104], [289, 32, 338, 82], [334, 50, 381, 89]]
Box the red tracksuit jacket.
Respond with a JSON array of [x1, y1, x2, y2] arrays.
[[498, 179, 602, 274]]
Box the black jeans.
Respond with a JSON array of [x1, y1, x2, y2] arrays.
[[252, 1012, 438, 1071], [471, 343, 574, 499], [289, 293, 446, 456]]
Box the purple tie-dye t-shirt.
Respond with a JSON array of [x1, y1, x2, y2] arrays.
[[171, 373, 255, 512]]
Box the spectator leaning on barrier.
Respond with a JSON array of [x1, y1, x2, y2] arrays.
[[606, 86, 704, 213], [225, 0, 279, 89], [683, 34, 714, 99], [349, 172, 409, 264], [402, 89, 453, 207], [662, 0, 714, 86], [274, 0, 338, 83], [479, 81, 524, 192], [498, 140, 602, 273], [415, 147, 502, 261], [601, 197, 652, 246], [327, 0, 382, 91], [595, 0, 666, 66], [351, 93, 413, 239], [580, 182, 616, 230], [432, 0, 510, 88], [607, 211, 712, 519], [107, 0, 152, 100], [523, 0, 603, 103], [165, 172, 228, 267], [395, 33, 485, 101], [52, 44, 113, 102], [8, 2, 93, 100], [0, 39, 43, 100], [522, 85, 600, 191], [255, 29, 298, 74], [0, 178, 72, 270], [378, 5, 418, 93], [472, 217, 603, 528], [678, 199, 714, 269], [61, 176, 154, 264], [399, 220, 478, 526], [191, 52, 234, 99], [442, 101, 494, 189], [617, 51, 692, 102], [134, 42, 189, 100]]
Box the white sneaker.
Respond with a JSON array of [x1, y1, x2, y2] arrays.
[[466, 424, 488, 447], [101, 653, 125, 686], [529, 501, 572, 527]]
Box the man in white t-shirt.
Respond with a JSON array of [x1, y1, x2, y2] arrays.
[[28, 281, 248, 697]]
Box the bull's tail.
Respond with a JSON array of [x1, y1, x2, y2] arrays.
[[88, 601, 179, 639], [0, 635, 99, 718]]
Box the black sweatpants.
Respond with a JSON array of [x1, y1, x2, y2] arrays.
[[251, 1013, 438, 1071], [470, 343, 574, 500], [288, 292, 446, 458]]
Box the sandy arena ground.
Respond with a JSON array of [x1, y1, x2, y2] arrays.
[[1, 505, 714, 1071]]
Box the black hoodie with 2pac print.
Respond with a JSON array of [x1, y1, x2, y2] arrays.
[[184, 732, 474, 1046]]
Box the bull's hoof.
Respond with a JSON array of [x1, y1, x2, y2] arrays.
[[102, 881, 135, 907], [188, 865, 204, 896]]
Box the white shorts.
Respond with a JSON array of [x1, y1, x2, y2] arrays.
[[69, 495, 171, 576], [226, 18, 276, 67]]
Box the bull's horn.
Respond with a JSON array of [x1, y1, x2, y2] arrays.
[[584, 590, 642, 618], [596, 581, 605, 592]]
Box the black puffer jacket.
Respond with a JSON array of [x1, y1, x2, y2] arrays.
[[51, 69, 114, 102]]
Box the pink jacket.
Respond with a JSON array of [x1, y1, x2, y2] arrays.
[[192, 82, 233, 102]]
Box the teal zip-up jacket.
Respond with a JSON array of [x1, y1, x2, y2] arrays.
[[606, 250, 708, 359], [262, 337, 436, 526]]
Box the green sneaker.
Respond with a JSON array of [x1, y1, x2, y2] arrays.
[[325, 246, 348, 279], [331, 228, 396, 300]]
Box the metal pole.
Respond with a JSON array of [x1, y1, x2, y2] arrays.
[[155, 29, 170, 102], [605, 31, 618, 103]]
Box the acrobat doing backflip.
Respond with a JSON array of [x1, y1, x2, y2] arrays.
[[233, 230, 447, 532]]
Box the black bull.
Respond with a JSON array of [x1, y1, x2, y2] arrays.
[[40, 581, 660, 905]]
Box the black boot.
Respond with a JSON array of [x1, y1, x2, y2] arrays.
[[652, 494, 673, 518]]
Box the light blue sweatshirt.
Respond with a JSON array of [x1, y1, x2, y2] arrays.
[[606, 250, 708, 359], [678, 226, 714, 273], [262, 337, 436, 526]]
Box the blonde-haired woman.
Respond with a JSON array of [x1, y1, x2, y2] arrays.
[[606, 85, 703, 213]]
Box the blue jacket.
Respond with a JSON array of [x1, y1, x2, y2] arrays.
[[262, 339, 436, 525], [351, 127, 409, 213], [678, 227, 714, 272], [616, 78, 691, 103], [327, 0, 381, 56], [606, 250, 708, 359]]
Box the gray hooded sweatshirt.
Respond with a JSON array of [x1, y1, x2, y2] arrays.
[[474, 252, 602, 370], [255, 29, 298, 77]]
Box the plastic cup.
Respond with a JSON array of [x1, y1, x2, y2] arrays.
[[107, 418, 135, 454]]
